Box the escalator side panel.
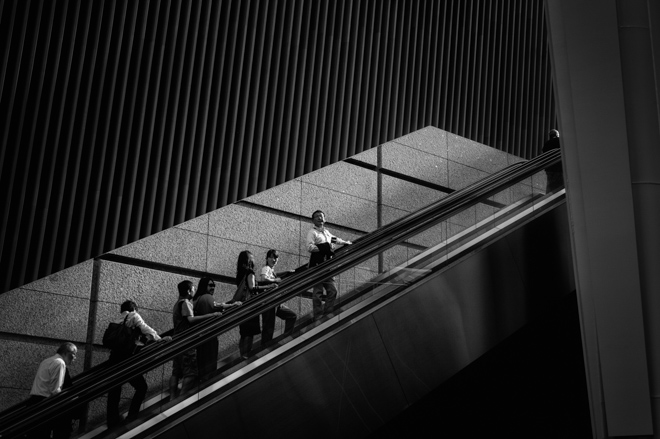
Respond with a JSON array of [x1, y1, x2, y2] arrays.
[[157, 315, 409, 439], [371, 203, 573, 406]]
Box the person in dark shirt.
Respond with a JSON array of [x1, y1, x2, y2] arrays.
[[542, 129, 563, 192], [193, 277, 239, 380], [169, 281, 220, 400]]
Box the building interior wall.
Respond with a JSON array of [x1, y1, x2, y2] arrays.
[[0, 0, 556, 294]]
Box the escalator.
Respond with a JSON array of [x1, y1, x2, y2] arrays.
[[0, 150, 573, 439]]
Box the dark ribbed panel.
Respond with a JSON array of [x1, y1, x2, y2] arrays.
[[0, 0, 556, 293]]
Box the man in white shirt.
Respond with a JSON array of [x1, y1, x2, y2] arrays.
[[306, 210, 351, 317], [28, 342, 78, 438]]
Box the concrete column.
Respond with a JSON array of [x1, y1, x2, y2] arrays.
[[545, 0, 654, 436]]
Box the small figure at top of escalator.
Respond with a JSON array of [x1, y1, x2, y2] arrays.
[[543, 129, 564, 193]]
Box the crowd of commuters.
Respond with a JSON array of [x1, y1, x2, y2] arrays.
[[27, 209, 351, 435]]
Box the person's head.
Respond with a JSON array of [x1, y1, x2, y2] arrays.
[[311, 210, 325, 227], [266, 249, 280, 267], [57, 342, 78, 366], [197, 277, 216, 297], [549, 129, 559, 139], [120, 300, 138, 313], [236, 250, 254, 280], [178, 280, 195, 299]]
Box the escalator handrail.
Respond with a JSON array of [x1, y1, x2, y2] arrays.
[[0, 149, 561, 437]]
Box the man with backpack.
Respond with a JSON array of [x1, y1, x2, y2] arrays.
[[106, 300, 170, 428]]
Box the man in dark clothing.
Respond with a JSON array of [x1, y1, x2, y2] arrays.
[[542, 129, 563, 192]]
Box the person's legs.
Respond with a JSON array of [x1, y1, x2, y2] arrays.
[[261, 308, 277, 343], [169, 357, 182, 401], [239, 335, 254, 358], [276, 305, 297, 335], [321, 278, 337, 314], [180, 349, 198, 394], [106, 385, 122, 427], [126, 375, 147, 421], [27, 395, 50, 439], [312, 284, 325, 317]]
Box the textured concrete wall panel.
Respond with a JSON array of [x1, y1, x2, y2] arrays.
[[382, 142, 449, 188], [17, 260, 93, 300], [350, 147, 378, 166], [301, 161, 378, 202], [243, 179, 303, 215], [447, 133, 513, 173], [111, 227, 208, 272], [97, 261, 192, 312], [447, 160, 491, 191], [301, 183, 378, 232], [175, 215, 210, 235], [381, 175, 447, 214], [392, 126, 449, 158], [208, 205, 302, 254], [0, 290, 90, 342]]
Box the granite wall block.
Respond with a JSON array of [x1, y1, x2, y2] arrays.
[[301, 161, 378, 201], [19, 260, 94, 300], [0, 290, 90, 342], [96, 260, 193, 313], [208, 204, 302, 255], [393, 126, 448, 158], [381, 174, 447, 214], [300, 183, 378, 232], [111, 227, 209, 272], [382, 142, 449, 188], [243, 178, 303, 215]]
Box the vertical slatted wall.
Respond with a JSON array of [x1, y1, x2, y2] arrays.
[[0, 0, 556, 293]]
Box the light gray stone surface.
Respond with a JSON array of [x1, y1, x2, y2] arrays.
[[97, 260, 193, 312], [447, 133, 513, 173], [301, 161, 378, 201], [209, 204, 302, 254], [243, 179, 303, 215], [18, 260, 93, 299], [175, 214, 209, 234], [381, 174, 447, 214], [111, 227, 208, 272], [447, 160, 491, 190], [382, 142, 450, 188], [0, 290, 90, 342], [393, 126, 448, 158], [350, 147, 378, 165], [301, 183, 379, 232]]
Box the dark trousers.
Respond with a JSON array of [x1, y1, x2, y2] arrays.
[[312, 278, 337, 317], [261, 305, 297, 343], [106, 374, 147, 427]]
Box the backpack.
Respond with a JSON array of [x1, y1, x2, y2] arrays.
[[102, 315, 136, 355]]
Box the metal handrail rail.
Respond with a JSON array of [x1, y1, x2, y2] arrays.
[[0, 149, 561, 438]]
